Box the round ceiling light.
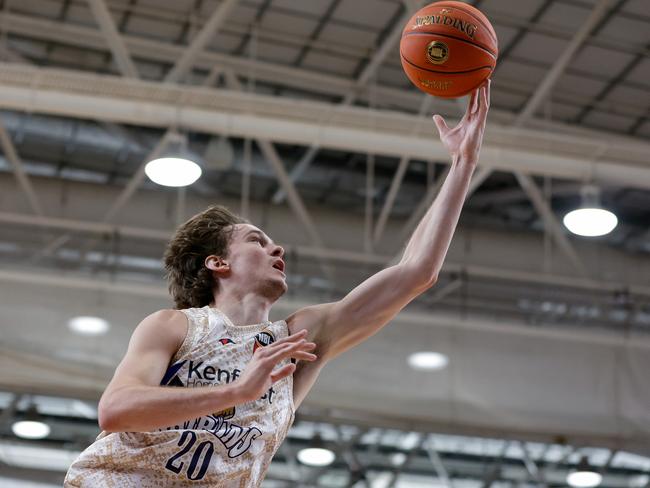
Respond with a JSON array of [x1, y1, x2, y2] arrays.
[[407, 352, 449, 371], [297, 447, 335, 467], [567, 471, 602, 488], [68, 316, 110, 335], [563, 208, 618, 237], [145, 157, 202, 187], [563, 185, 618, 237], [567, 456, 602, 488], [12, 420, 51, 439]]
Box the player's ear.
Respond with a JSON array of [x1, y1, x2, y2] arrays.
[[205, 255, 230, 275]]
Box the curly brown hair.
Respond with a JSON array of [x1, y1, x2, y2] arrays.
[[164, 205, 248, 309]]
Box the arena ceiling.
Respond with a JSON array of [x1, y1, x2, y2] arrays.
[[0, 0, 649, 486]]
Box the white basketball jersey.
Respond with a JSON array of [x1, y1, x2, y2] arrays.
[[64, 305, 295, 487]]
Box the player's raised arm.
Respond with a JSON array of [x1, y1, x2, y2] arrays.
[[291, 81, 490, 361]]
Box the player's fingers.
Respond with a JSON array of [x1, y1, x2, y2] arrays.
[[479, 80, 489, 114], [289, 351, 318, 362], [270, 363, 296, 383], [471, 87, 480, 114], [432, 114, 448, 137]]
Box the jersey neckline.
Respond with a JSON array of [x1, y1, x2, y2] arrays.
[[207, 305, 280, 334]]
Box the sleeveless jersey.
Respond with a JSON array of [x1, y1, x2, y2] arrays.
[[64, 306, 295, 487]]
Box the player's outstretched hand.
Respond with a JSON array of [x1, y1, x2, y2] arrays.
[[432, 79, 490, 166], [236, 329, 316, 402]]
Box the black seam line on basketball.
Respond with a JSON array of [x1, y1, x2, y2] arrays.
[[430, 1, 498, 45], [400, 53, 493, 75], [404, 31, 497, 59]]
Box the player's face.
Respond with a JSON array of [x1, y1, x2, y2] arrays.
[[225, 224, 287, 299]]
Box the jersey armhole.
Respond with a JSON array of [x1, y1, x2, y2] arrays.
[[170, 309, 196, 362]]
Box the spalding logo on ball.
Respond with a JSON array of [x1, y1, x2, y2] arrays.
[[400, 1, 498, 98]]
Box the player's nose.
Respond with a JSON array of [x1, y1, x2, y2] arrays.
[[271, 244, 284, 258]]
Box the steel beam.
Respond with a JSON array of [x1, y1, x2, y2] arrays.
[[520, 441, 547, 487], [514, 0, 616, 126], [386, 434, 425, 488], [164, 0, 239, 83], [426, 278, 462, 305], [514, 172, 588, 277], [398, 167, 450, 244], [0, 117, 43, 216], [0, 44, 29, 64], [86, 0, 139, 79], [31, 131, 173, 262], [103, 131, 172, 223], [270, 145, 319, 204], [393, 162, 490, 255], [3, 64, 648, 189], [222, 70, 334, 280], [373, 94, 434, 245], [257, 139, 335, 281], [1, 10, 648, 145], [373, 154, 410, 245], [0, 393, 21, 428], [270, 3, 422, 204], [426, 444, 453, 488], [2, 209, 649, 298]]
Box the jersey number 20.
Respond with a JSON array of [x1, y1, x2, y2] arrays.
[[165, 430, 214, 481]]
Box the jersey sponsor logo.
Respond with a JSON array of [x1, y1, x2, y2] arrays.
[[160, 360, 187, 387], [187, 360, 241, 386], [253, 330, 275, 353]]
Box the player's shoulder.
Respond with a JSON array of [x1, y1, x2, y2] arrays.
[[135, 308, 188, 344], [142, 308, 187, 326]]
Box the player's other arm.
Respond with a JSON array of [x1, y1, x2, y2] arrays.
[[293, 81, 490, 360], [98, 310, 316, 432]]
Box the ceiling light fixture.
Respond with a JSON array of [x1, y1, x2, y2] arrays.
[[296, 434, 335, 467], [408, 351, 449, 371], [68, 316, 110, 335], [567, 456, 602, 488], [12, 404, 51, 440], [563, 185, 618, 237], [145, 132, 202, 187]]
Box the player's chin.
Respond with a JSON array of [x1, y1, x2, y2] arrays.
[[266, 276, 288, 297], [277, 279, 288, 295]]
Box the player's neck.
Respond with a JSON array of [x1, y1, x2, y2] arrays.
[[211, 289, 272, 326]]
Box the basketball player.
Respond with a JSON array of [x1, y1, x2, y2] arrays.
[[64, 80, 490, 487]]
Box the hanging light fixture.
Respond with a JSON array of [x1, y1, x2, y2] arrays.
[[407, 351, 449, 371], [12, 404, 51, 440], [68, 316, 110, 335], [567, 456, 602, 488], [563, 185, 618, 237], [296, 434, 335, 467], [145, 132, 202, 187]]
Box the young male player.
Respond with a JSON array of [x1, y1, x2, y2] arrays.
[[64, 80, 490, 486]]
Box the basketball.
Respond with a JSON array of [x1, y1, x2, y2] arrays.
[[400, 1, 498, 98]]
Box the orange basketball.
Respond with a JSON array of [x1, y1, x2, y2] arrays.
[[400, 1, 498, 98]]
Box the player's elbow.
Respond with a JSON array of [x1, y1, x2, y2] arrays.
[[97, 404, 116, 432], [417, 273, 438, 292], [399, 262, 438, 292], [97, 391, 125, 432]]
